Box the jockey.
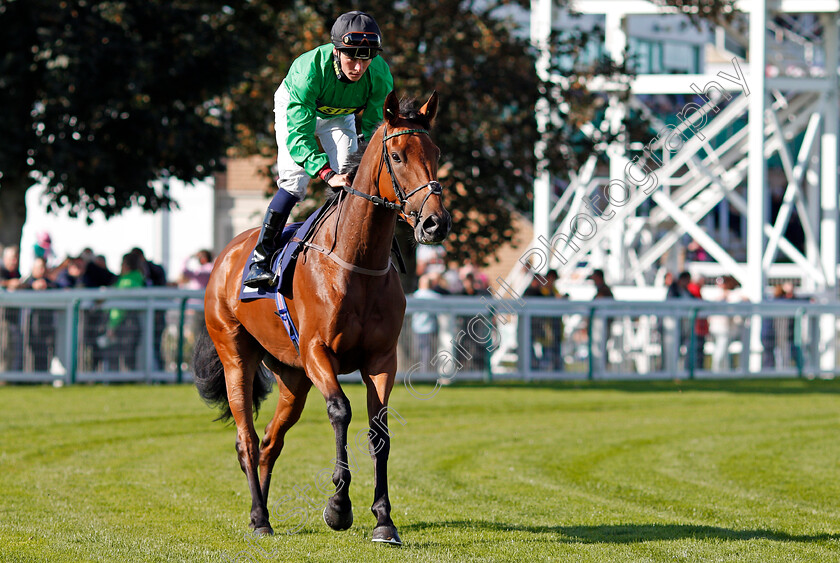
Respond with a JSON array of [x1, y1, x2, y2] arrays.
[[244, 11, 394, 289]]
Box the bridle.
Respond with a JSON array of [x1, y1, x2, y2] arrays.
[[341, 125, 443, 223], [309, 123, 444, 277]]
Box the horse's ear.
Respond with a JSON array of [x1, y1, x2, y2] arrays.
[[419, 91, 438, 124], [384, 91, 400, 126]]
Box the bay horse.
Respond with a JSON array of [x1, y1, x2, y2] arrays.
[[194, 91, 450, 544]]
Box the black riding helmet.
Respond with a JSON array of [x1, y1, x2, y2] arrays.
[[330, 11, 383, 60]]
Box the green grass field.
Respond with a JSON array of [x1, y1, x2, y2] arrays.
[[2, 378, 840, 562]]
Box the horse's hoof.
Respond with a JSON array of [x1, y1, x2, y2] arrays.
[[322, 503, 353, 531], [372, 525, 402, 546], [253, 526, 274, 537]]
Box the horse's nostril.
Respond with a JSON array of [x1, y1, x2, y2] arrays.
[[422, 216, 439, 233]]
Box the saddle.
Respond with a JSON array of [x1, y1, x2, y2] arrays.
[[238, 196, 407, 354], [239, 195, 407, 302], [239, 204, 325, 302]]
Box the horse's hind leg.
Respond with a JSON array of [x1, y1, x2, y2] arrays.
[[210, 326, 273, 534], [258, 358, 311, 507]]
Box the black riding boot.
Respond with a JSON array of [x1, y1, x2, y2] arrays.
[[243, 208, 288, 288]]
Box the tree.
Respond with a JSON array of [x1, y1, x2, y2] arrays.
[[0, 0, 278, 247]]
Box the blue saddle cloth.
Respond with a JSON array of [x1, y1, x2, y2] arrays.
[[238, 222, 300, 302], [238, 202, 326, 302]]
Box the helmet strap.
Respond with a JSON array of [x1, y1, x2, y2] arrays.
[[332, 50, 354, 84]]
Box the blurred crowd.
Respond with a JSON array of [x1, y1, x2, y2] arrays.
[[0, 232, 215, 373], [0, 230, 814, 376], [414, 244, 490, 296], [0, 232, 215, 293]]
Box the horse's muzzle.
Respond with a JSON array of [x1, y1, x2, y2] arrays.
[[416, 211, 451, 244]]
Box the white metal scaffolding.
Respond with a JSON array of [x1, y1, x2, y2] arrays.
[[511, 0, 840, 373]]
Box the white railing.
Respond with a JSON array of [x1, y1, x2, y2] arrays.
[[1, 289, 838, 383]]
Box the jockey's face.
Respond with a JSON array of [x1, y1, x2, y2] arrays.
[[335, 49, 372, 82]]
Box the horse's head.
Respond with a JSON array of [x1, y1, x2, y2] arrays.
[[378, 91, 451, 245]]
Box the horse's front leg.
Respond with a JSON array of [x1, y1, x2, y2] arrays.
[[304, 344, 354, 531], [362, 353, 402, 545]]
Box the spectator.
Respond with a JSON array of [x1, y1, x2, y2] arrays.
[[782, 282, 805, 370], [459, 262, 488, 292], [455, 271, 489, 371], [441, 263, 463, 295], [130, 247, 167, 287], [21, 256, 56, 291], [589, 268, 614, 299], [708, 275, 746, 372], [73, 249, 117, 288], [20, 257, 57, 371], [686, 276, 708, 369], [70, 249, 116, 371], [179, 249, 215, 338], [1, 246, 22, 290], [686, 240, 710, 262], [428, 270, 451, 295], [130, 247, 168, 369], [666, 271, 698, 369], [416, 244, 445, 277], [524, 270, 567, 371], [411, 273, 441, 374], [666, 271, 691, 299], [33, 231, 56, 267], [587, 268, 613, 373], [52, 248, 116, 288], [761, 285, 785, 369], [179, 250, 214, 290], [53, 255, 84, 289], [0, 246, 23, 371], [100, 252, 146, 370], [460, 272, 480, 296]]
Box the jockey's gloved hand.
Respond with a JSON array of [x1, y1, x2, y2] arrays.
[[328, 173, 352, 188]]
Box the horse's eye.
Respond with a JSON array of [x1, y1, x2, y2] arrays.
[[391, 152, 401, 163]]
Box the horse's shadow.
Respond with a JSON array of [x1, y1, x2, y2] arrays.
[[401, 520, 839, 544]]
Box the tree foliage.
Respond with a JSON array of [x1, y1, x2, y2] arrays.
[[0, 0, 278, 245]]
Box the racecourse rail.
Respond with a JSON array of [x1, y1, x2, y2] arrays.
[[1, 288, 839, 383]]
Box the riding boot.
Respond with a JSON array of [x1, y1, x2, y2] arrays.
[[244, 206, 292, 289]]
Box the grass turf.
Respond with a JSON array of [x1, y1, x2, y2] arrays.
[[1, 378, 839, 562]]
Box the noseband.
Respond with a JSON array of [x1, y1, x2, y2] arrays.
[[341, 126, 443, 221]]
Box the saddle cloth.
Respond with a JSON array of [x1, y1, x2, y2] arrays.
[[239, 203, 326, 302]]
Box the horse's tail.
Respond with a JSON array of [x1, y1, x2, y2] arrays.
[[193, 327, 273, 423]]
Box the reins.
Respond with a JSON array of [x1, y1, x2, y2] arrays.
[[313, 122, 443, 276], [299, 188, 395, 276], [341, 125, 443, 220]]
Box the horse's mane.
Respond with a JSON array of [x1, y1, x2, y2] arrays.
[[394, 97, 432, 131]]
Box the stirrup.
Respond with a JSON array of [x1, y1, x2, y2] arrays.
[[244, 263, 278, 288]]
